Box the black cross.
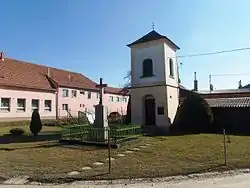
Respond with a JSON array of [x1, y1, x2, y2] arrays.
[[152, 22, 155, 30], [96, 78, 107, 105]]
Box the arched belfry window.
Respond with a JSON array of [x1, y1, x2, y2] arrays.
[[169, 58, 174, 77], [142, 59, 153, 77]]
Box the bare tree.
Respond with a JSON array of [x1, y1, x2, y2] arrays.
[[120, 70, 131, 95], [120, 70, 131, 124]]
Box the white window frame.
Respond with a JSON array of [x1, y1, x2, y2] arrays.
[[44, 100, 52, 112], [17, 98, 26, 112], [122, 97, 127, 103], [169, 58, 174, 78], [116, 97, 119, 102], [87, 91, 91, 99], [62, 89, 69, 97], [31, 99, 39, 111], [62, 104, 68, 111], [109, 96, 114, 102], [1, 98, 10, 112], [71, 90, 77, 98]]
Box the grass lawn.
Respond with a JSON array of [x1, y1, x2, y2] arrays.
[[1, 134, 250, 183], [0, 121, 62, 136]]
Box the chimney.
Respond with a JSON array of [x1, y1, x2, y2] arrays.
[[0, 51, 4, 61], [47, 67, 51, 77], [238, 80, 242, 89], [194, 72, 198, 91], [210, 84, 214, 91], [68, 73, 71, 82]]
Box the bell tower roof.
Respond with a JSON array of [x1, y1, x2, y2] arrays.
[[127, 30, 180, 50]]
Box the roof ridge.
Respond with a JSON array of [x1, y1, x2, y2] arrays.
[[5, 57, 84, 75], [127, 30, 180, 49], [207, 97, 250, 99], [2, 57, 124, 94]]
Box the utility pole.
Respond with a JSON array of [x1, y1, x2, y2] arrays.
[[209, 74, 213, 93], [177, 62, 183, 84], [209, 73, 250, 91]]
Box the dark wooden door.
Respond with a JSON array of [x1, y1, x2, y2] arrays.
[[145, 98, 156, 125]]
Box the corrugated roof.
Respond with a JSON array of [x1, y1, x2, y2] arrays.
[[198, 89, 250, 94], [206, 97, 250, 108], [127, 30, 180, 50]]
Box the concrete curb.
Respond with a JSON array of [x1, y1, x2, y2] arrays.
[[1, 168, 250, 186]]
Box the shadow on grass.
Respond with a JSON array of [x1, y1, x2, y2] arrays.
[[0, 141, 108, 151], [0, 133, 61, 144], [0, 142, 61, 151]]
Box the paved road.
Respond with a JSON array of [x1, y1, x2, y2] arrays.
[[1, 173, 250, 188]]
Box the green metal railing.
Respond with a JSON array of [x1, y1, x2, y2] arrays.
[[61, 124, 142, 144]]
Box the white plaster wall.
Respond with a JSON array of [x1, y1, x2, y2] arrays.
[[0, 88, 56, 119], [104, 94, 128, 116], [129, 39, 180, 128], [131, 43, 165, 86], [166, 86, 179, 123], [131, 86, 170, 128], [164, 43, 179, 87], [58, 88, 128, 118]]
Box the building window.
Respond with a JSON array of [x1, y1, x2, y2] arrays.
[[169, 58, 174, 77], [116, 97, 120, 102], [31, 99, 39, 111], [1, 98, 10, 112], [80, 90, 85, 95], [123, 97, 127, 103], [142, 59, 153, 77], [109, 96, 114, 102], [62, 104, 68, 111], [87, 91, 91, 99], [44, 100, 52, 112], [72, 90, 77, 98], [17, 99, 25, 112], [62, 89, 69, 97], [96, 93, 99, 99]]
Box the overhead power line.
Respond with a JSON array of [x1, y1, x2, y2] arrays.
[[211, 73, 250, 77], [177, 47, 250, 58]]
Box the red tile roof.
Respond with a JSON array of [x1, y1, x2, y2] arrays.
[[0, 58, 55, 91], [104, 86, 123, 95], [0, 57, 124, 94]]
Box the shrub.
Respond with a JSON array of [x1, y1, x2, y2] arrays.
[[30, 109, 42, 136], [108, 112, 122, 121], [9, 128, 25, 136], [170, 92, 213, 134]]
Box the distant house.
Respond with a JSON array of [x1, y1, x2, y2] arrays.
[[0, 52, 128, 121]]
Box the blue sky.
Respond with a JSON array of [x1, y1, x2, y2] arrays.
[[1, 0, 250, 90]]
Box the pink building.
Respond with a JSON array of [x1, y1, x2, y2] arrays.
[[0, 52, 128, 121]]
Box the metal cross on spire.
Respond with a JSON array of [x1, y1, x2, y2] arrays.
[[96, 78, 107, 105], [152, 22, 155, 30]]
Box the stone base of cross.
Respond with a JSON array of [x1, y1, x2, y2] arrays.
[[93, 78, 109, 142]]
